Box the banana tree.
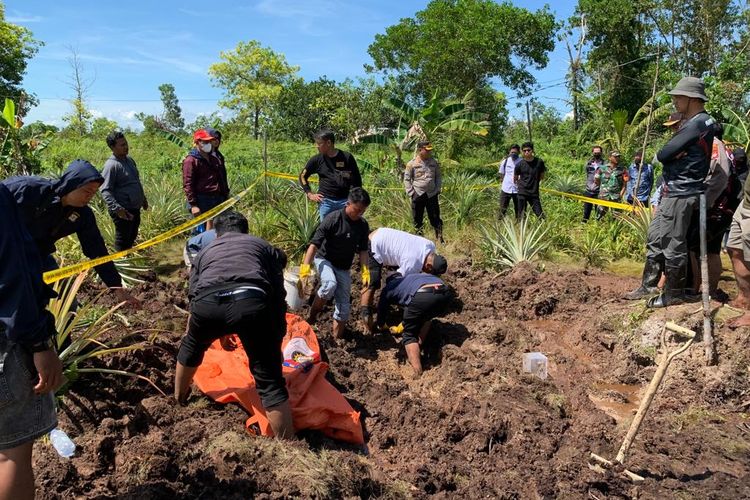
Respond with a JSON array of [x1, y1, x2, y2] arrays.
[[723, 108, 750, 150], [356, 90, 490, 172], [0, 98, 51, 177], [600, 93, 673, 155]]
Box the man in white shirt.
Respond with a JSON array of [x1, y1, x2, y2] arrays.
[[498, 144, 520, 218], [359, 227, 447, 332]]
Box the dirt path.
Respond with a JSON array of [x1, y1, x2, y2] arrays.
[[34, 262, 750, 498]]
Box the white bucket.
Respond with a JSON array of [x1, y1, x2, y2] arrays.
[[284, 268, 304, 311]]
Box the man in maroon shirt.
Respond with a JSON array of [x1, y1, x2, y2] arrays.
[[182, 129, 230, 231]]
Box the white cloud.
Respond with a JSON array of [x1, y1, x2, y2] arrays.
[[90, 109, 104, 119], [6, 11, 44, 23]]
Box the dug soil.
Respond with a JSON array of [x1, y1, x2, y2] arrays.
[[35, 261, 750, 499]]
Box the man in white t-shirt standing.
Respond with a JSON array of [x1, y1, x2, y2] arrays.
[[359, 227, 448, 332], [498, 144, 521, 218]]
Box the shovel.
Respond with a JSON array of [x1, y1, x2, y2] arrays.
[[589, 321, 696, 482]]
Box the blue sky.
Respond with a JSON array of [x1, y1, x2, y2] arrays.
[[6, 0, 576, 129]]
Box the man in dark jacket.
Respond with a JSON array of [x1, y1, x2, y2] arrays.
[[376, 273, 451, 377], [182, 129, 230, 232], [299, 129, 362, 220], [2, 159, 134, 304], [0, 183, 63, 499], [582, 145, 606, 223], [100, 130, 148, 251], [175, 210, 294, 439], [625, 77, 717, 308]]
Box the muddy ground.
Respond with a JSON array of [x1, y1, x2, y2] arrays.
[[34, 260, 750, 499]]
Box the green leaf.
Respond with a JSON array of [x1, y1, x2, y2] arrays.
[[1, 99, 16, 128]]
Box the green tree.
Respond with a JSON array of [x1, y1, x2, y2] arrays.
[[366, 0, 557, 99], [90, 116, 119, 138], [158, 83, 184, 131], [209, 40, 299, 139], [0, 3, 42, 115]]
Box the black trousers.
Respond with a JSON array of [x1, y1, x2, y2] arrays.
[[582, 189, 598, 222], [177, 290, 288, 408], [499, 191, 518, 218], [402, 288, 451, 346], [411, 193, 443, 234], [516, 193, 544, 220], [111, 209, 141, 251]]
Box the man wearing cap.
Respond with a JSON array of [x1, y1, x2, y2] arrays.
[[182, 129, 230, 231], [595, 151, 629, 220], [299, 129, 362, 221], [625, 150, 654, 208], [359, 227, 448, 333], [405, 140, 444, 243], [625, 77, 717, 308], [582, 145, 606, 223], [376, 273, 452, 377]]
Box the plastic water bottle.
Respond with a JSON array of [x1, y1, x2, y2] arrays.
[[49, 428, 76, 458], [522, 352, 548, 380]]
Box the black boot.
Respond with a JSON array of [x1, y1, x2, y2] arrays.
[[647, 266, 686, 308], [435, 227, 445, 244], [624, 258, 662, 300]]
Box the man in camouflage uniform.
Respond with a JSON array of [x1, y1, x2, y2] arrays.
[[404, 141, 444, 243], [582, 145, 606, 223], [595, 151, 629, 220]]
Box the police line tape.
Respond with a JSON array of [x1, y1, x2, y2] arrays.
[[42, 176, 264, 284], [43, 170, 633, 284], [264, 169, 634, 210]]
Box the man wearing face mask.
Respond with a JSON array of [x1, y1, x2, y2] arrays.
[[1, 160, 136, 306], [582, 145, 606, 223], [182, 129, 230, 231], [498, 144, 521, 219], [625, 77, 716, 308]]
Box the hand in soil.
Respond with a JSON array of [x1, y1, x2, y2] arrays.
[[727, 312, 750, 329]]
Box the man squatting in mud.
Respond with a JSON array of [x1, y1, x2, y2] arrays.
[[174, 210, 295, 439], [360, 227, 448, 333]]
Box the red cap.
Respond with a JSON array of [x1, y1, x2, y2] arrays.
[[193, 129, 213, 142]]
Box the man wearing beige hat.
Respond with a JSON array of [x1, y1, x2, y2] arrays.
[[625, 77, 717, 308]]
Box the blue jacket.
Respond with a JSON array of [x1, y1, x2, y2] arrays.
[[626, 163, 654, 203], [0, 184, 56, 345], [2, 160, 122, 287], [377, 273, 444, 322]]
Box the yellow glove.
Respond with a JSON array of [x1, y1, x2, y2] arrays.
[[389, 322, 404, 335], [299, 263, 311, 280], [361, 266, 371, 287]]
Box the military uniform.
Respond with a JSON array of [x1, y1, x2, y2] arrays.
[[595, 164, 629, 219]]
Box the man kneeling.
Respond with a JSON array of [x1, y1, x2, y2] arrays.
[[376, 273, 451, 376], [174, 210, 294, 439]]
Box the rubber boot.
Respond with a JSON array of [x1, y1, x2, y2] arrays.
[[647, 266, 686, 308], [623, 258, 662, 300], [435, 227, 445, 244]]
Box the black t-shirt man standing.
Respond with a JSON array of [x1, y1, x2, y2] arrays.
[[299, 129, 362, 221], [513, 141, 547, 220]]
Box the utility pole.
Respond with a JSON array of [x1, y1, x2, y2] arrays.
[[525, 100, 533, 143]]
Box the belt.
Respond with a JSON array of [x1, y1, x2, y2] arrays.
[[416, 284, 447, 294], [207, 285, 266, 303]]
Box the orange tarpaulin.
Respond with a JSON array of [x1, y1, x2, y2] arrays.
[[193, 313, 364, 445]]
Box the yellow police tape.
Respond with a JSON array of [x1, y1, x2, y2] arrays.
[[43, 176, 264, 284], [44, 169, 632, 284]]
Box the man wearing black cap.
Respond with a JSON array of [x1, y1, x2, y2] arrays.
[[625, 77, 717, 308], [405, 141, 444, 243]]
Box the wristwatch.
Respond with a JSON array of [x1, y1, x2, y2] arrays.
[[29, 337, 56, 353]]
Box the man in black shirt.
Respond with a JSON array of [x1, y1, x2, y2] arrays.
[[625, 77, 716, 308], [299, 129, 363, 220], [300, 187, 371, 339], [175, 210, 294, 439], [513, 141, 546, 220]]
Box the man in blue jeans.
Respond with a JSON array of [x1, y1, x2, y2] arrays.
[[299, 129, 363, 220], [300, 188, 371, 339], [0, 183, 63, 499]]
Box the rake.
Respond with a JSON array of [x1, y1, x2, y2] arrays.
[[589, 321, 696, 482]]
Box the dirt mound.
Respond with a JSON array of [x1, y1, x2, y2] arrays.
[[34, 264, 750, 498]]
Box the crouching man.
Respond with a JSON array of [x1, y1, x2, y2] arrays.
[[174, 210, 294, 439], [360, 227, 447, 332], [300, 187, 371, 339], [376, 273, 451, 377]]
